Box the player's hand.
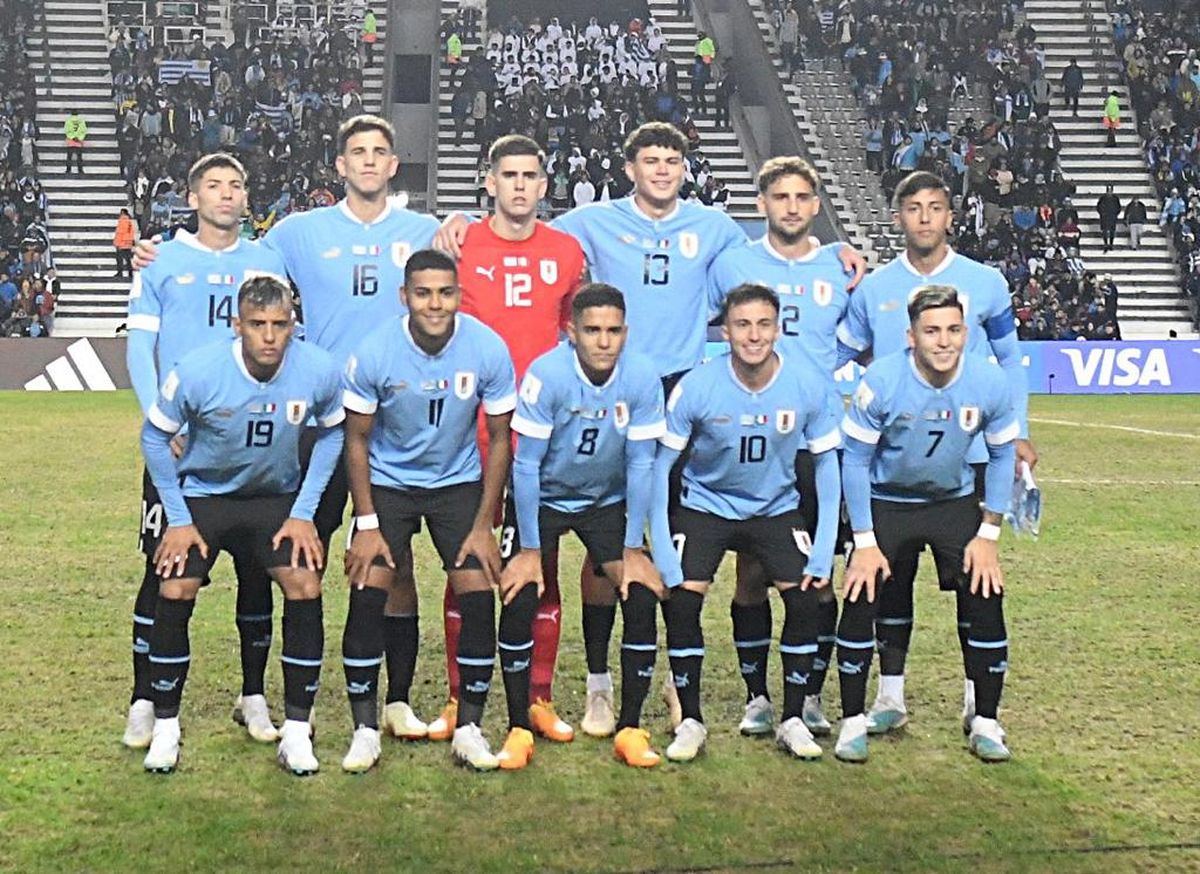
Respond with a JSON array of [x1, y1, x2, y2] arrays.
[[619, 547, 665, 601], [344, 528, 392, 589], [169, 434, 187, 459], [154, 524, 208, 578], [964, 537, 1003, 598], [432, 213, 471, 259], [274, 517, 324, 571], [842, 545, 891, 603], [456, 523, 501, 586], [838, 243, 868, 290], [132, 235, 162, 271], [1015, 438, 1039, 474], [498, 547, 543, 605], [800, 574, 831, 591]]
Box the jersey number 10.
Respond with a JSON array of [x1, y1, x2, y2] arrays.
[[739, 435, 766, 463]]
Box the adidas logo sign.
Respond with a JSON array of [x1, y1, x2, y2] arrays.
[[24, 339, 117, 391]]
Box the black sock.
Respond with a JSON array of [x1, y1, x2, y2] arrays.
[[498, 585, 538, 730], [148, 597, 195, 719], [282, 596, 323, 722], [342, 587, 387, 729], [383, 614, 419, 704], [876, 615, 914, 676], [616, 583, 658, 730], [963, 593, 1008, 720], [955, 589, 972, 682], [665, 588, 705, 724], [582, 603, 617, 675], [730, 600, 771, 701], [810, 591, 838, 699], [836, 593, 877, 718], [455, 590, 496, 728], [234, 561, 273, 698], [779, 587, 819, 721], [131, 559, 159, 703]]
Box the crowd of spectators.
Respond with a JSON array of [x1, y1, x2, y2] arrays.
[[0, 0, 55, 337], [107, 3, 379, 240], [442, 11, 735, 214]]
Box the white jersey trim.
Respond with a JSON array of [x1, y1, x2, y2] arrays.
[[484, 392, 518, 416], [836, 321, 868, 352], [342, 389, 378, 415], [661, 430, 689, 451], [841, 415, 880, 445], [127, 313, 160, 333], [628, 420, 667, 441], [147, 403, 181, 434], [808, 427, 842, 455], [319, 408, 347, 428], [985, 420, 1020, 446], [511, 414, 553, 439]]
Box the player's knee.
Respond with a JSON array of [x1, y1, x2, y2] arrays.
[[384, 578, 418, 615], [665, 587, 704, 646], [275, 568, 321, 601], [962, 588, 1006, 639], [159, 579, 202, 601], [585, 562, 620, 605], [448, 569, 491, 595], [779, 585, 819, 638]]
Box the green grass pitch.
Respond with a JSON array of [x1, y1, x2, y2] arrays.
[[0, 392, 1197, 873]]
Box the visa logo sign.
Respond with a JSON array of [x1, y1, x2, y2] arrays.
[[1059, 347, 1171, 387]]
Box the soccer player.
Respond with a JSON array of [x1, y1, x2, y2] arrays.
[[499, 284, 667, 769], [139, 276, 344, 775], [124, 153, 290, 750], [707, 156, 853, 740], [834, 285, 1017, 763], [340, 250, 516, 773], [429, 134, 586, 747], [648, 284, 843, 762], [835, 170, 1037, 735]]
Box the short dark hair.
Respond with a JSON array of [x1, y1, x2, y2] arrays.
[[892, 170, 951, 210], [720, 283, 780, 321], [623, 122, 689, 162], [757, 156, 821, 194], [571, 283, 626, 320], [237, 274, 292, 315], [187, 152, 247, 190], [907, 284, 963, 323], [404, 248, 457, 286], [337, 114, 395, 153], [488, 134, 546, 170]]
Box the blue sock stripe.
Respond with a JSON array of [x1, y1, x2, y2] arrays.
[[817, 635, 837, 643], [456, 656, 496, 666], [734, 638, 772, 649], [132, 640, 150, 654], [133, 614, 155, 626], [779, 643, 819, 655], [237, 613, 273, 622], [877, 617, 913, 626], [281, 655, 323, 667], [497, 640, 534, 651], [342, 656, 383, 668], [835, 636, 876, 650], [621, 642, 657, 652], [667, 647, 705, 658], [148, 654, 190, 664], [957, 621, 971, 629], [967, 638, 1009, 650]]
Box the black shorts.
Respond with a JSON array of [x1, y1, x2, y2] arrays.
[[971, 462, 986, 501], [352, 481, 483, 572], [174, 493, 298, 579], [794, 450, 853, 556], [661, 370, 690, 514], [499, 494, 626, 567], [300, 426, 350, 544], [138, 466, 167, 557], [873, 494, 981, 592], [671, 506, 811, 584]]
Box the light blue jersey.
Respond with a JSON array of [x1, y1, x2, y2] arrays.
[[342, 314, 517, 490], [144, 337, 345, 526], [511, 342, 665, 513], [126, 231, 288, 412], [662, 353, 842, 520], [707, 237, 852, 378], [552, 197, 746, 376], [841, 349, 1019, 517], [263, 200, 439, 364], [836, 249, 1029, 446]]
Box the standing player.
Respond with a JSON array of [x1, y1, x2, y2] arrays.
[[834, 285, 1017, 763], [340, 250, 517, 773], [139, 276, 344, 775], [123, 153, 290, 750], [499, 285, 667, 769], [835, 170, 1037, 735], [706, 156, 852, 740], [648, 285, 843, 762]]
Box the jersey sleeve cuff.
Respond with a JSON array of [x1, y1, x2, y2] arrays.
[[484, 392, 518, 416], [342, 389, 378, 415], [661, 430, 688, 451], [985, 420, 1020, 446], [807, 427, 842, 454], [319, 408, 346, 428], [835, 322, 868, 352], [511, 413, 553, 439], [147, 403, 181, 433], [127, 314, 160, 333], [628, 420, 666, 441], [841, 415, 880, 445]]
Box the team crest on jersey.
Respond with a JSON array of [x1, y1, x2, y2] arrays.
[[539, 258, 558, 284], [614, 401, 630, 429], [776, 409, 796, 434], [678, 232, 699, 259], [813, 280, 833, 307], [959, 405, 980, 433], [391, 241, 412, 268], [287, 400, 308, 425], [455, 371, 476, 399], [519, 373, 542, 404]]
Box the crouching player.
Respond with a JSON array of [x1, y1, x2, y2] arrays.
[[139, 276, 344, 775], [834, 285, 1018, 764], [649, 284, 843, 762], [499, 284, 667, 769], [340, 250, 516, 773]]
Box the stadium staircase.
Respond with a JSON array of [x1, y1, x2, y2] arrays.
[[32, 0, 131, 337], [1024, 0, 1194, 337], [434, 0, 488, 215]]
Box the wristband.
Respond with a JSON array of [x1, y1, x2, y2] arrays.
[[853, 530, 877, 550], [355, 513, 380, 531], [976, 522, 1001, 541]]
